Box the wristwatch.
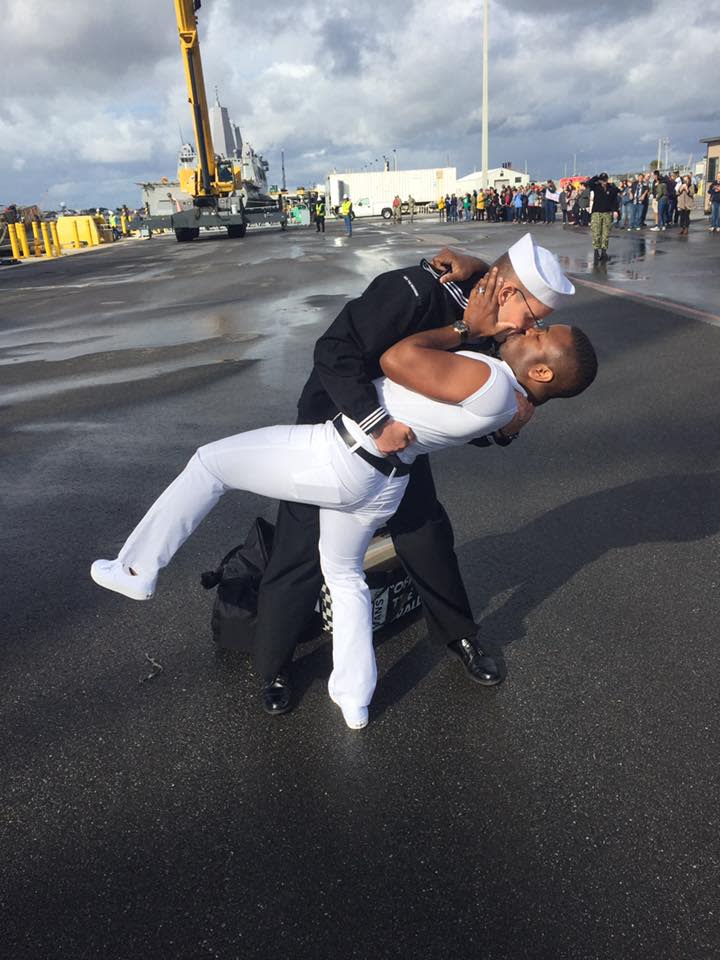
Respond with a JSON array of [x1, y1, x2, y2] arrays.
[[492, 430, 518, 446], [452, 318, 470, 342]]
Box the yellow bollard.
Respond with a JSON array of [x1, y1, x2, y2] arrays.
[[50, 221, 62, 256], [7, 223, 21, 260], [40, 222, 55, 258], [16, 222, 31, 258], [31, 220, 42, 256], [72, 219, 82, 249]]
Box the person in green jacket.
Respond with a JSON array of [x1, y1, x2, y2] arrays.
[[651, 170, 668, 231], [315, 196, 326, 233], [341, 196, 353, 236]]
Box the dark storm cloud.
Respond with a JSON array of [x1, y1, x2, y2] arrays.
[[0, 6, 178, 97], [319, 14, 380, 75]]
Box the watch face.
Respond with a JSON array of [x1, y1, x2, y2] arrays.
[[454, 320, 469, 337]]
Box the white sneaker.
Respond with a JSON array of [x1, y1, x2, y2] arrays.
[[91, 558, 156, 600], [329, 690, 369, 729], [650, 226, 660, 231]]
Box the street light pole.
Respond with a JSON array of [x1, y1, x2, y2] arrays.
[[481, 0, 489, 189]]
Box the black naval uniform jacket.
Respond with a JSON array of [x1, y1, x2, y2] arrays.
[[296, 260, 503, 447]]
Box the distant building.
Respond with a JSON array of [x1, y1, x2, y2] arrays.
[[456, 167, 530, 192]]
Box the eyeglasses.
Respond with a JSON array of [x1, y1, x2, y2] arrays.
[[516, 289, 545, 329]]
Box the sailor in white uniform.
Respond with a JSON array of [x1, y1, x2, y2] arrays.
[[91, 256, 597, 730]]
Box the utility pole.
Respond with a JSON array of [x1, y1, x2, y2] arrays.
[[281, 150, 286, 191], [657, 138, 662, 172], [481, 0, 489, 188], [573, 153, 576, 176]]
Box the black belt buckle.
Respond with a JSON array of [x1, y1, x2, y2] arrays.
[[332, 415, 409, 478]]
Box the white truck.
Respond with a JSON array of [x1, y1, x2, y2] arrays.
[[326, 167, 457, 219]]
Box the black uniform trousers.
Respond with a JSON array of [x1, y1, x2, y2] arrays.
[[253, 453, 476, 683]]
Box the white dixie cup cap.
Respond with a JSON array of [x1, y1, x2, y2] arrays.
[[507, 233, 575, 309]]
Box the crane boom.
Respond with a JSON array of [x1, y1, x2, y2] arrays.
[[174, 0, 216, 198]]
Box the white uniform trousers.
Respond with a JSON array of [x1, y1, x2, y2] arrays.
[[117, 420, 409, 710]]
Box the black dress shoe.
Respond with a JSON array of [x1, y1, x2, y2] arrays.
[[447, 638, 504, 686], [260, 672, 292, 715]]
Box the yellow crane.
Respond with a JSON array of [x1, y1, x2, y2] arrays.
[[174, 0, 236, 203], [140, 0, 285, 241]]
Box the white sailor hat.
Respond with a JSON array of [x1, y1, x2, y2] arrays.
[[507, 233, 575, 309]]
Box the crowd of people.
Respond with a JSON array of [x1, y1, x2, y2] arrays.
[[435, 171, 715, 236], [438, 182, 565, 224]]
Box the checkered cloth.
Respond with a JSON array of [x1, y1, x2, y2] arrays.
[[319, 568, 421, 635]]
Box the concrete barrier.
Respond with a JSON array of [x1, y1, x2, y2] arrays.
[[56, 215, 102, 249]]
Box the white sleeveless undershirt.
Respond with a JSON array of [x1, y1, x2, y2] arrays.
[[341, 353, 525, 465]]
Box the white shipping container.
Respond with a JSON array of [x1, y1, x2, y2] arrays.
[[326, 168, 457, 218]]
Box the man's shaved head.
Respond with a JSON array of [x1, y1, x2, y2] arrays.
[[499, 324, 598, 403], [489, 252, 522, 288], [547, 326, 598, 398]]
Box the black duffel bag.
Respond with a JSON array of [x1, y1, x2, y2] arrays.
[[200, 517, 275, 653], [202, 520, 421, 653]]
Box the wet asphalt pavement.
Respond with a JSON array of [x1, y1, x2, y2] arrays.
[[1, 218, 719, 960]]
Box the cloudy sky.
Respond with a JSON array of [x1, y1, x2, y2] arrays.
[[1, 0, 717, 210]]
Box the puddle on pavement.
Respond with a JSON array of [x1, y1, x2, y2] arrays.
[[304, 294, 349, 308], [557, 239, 669, 281]]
